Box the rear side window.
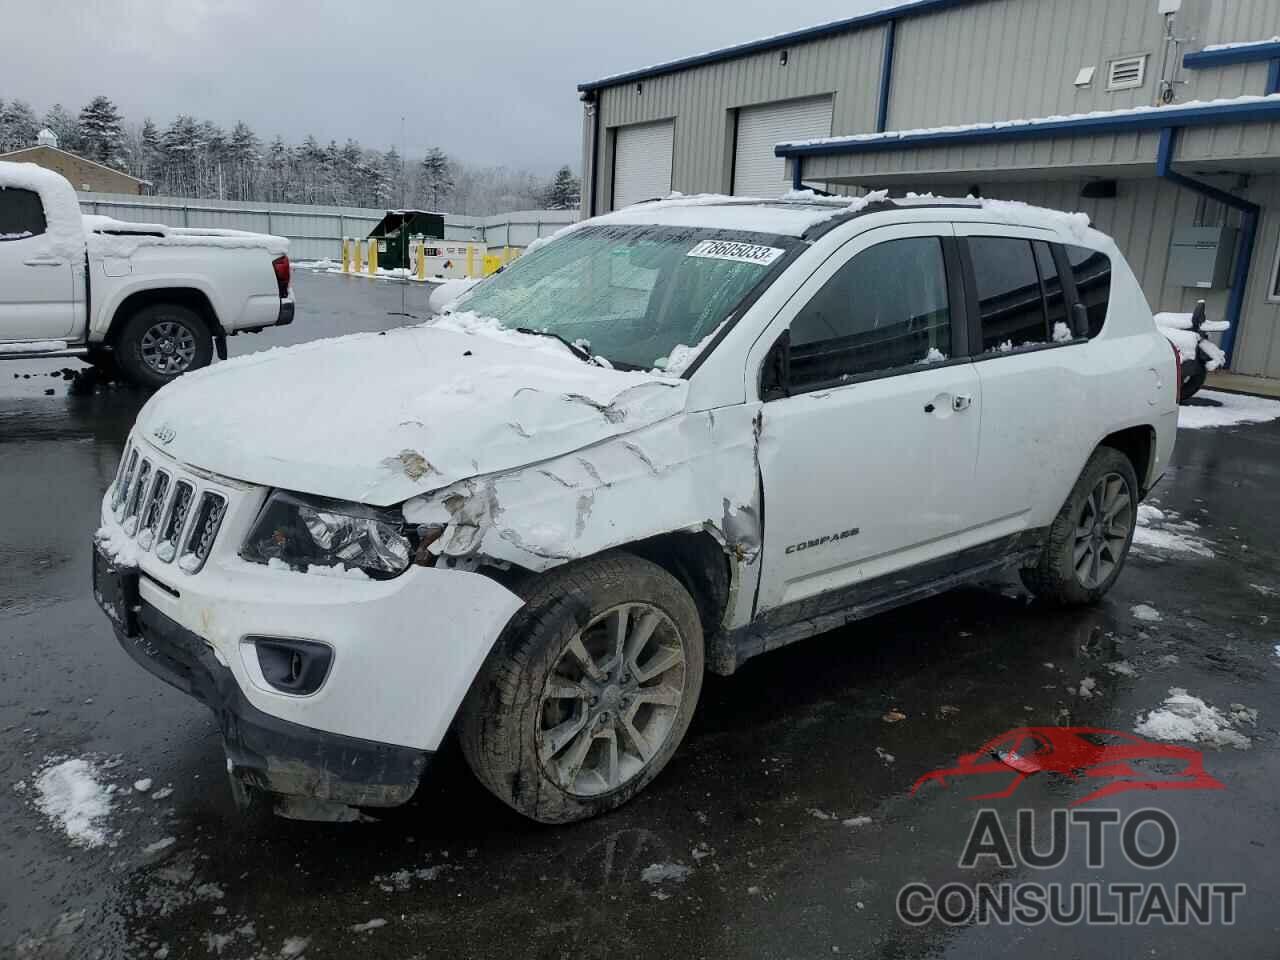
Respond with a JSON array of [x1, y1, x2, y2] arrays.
[[1065, 244, 1112, 338], [1034, 241, 1072, 340], [969, 237, 1049, 352], [789, 236, 952, 388], [0, 187, 47, 240]]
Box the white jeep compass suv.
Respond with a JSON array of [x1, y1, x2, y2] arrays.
[[94, 194, 1179, 823]]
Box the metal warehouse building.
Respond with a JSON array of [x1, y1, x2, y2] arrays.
[[577, 0, 1280, 381]]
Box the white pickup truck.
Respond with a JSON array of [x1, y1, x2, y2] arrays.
[[0, 161, 294, 387]]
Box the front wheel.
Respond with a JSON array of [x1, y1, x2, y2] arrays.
[[1021, 447, 1138, 606], [115, 304, 213, 388], [458, 553, 704, 824]]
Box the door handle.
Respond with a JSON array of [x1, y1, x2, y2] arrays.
[[952, 394, 973, 412], [24, 257, 64, 267]]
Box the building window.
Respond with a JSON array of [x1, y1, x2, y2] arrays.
[[1106, 55, 1148, 91]]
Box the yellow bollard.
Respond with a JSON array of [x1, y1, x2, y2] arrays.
[[416, 242, 426, 281], [367, 238, 378, 276], [341, 238, 351, 273], [353, 238, 364, 274]]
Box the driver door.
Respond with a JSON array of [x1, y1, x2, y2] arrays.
[[0, 186, 76, 341], [754, 223, 984, 615]]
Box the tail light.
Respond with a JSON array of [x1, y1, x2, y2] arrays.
[[1169, 339, 1183, 405], [272, 255, 291, 298]]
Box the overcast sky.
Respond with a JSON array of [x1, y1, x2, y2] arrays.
[[5, 0, 885, 173]]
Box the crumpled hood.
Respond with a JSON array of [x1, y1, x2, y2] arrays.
[[135, 324, 688, 505]]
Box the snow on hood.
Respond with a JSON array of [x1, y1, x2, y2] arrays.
[[134, 323, 688, 505]]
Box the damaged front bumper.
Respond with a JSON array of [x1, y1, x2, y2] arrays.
[[97, 549, 430, 812]]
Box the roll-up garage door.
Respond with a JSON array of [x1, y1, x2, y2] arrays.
[[733, 96, 834, 198], [612, 120, 674, 209]]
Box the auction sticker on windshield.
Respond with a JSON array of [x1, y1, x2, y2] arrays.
[[686, 240, 784, 265]]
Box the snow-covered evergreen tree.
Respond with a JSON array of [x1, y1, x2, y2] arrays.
[[542, 165, 581, 210], [42, 103, 82, 153], [137, 118, 162, 182], [416, 147, 454, 210], [227, 121, 260, 201], [0, 99, 40, 152], [77, 95, 126, 168]]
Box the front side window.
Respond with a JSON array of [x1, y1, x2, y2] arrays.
[[970, 237, 1050, 353], [0, 187, 47, 240], [787, 236, 952, 388], [1065, 244, 1113, 338], [452, 224, 797, 371]]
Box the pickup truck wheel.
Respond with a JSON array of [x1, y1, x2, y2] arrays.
[[1021, 447, 1138, 606], [458, 553, 704, 824], [116, 305, 213, 388]]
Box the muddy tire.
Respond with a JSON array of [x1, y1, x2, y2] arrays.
[[115, 304, 213, 389], [1021, 446, 1138, 606], [458, 552, 704, 824]]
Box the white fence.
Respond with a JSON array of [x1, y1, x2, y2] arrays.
[[76, 191, 579, 261]]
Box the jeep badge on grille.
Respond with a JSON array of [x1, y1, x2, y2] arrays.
[[152, 423, 176, 445]]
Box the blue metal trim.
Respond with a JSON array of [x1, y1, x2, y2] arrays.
[[876, 20, 897, 133], [1268, 59, 1280, 95], [1156, 127, 1257, 367], [792, 157, 804, 191], [776, 96, 1280, 157], [1183, 42, 1280, 69], [577, 0, 980, 92]]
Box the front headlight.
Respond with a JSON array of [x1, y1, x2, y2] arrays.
[[241, 491, 414, 578]]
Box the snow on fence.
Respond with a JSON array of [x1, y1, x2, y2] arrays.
[[76, 191, 578, 261]]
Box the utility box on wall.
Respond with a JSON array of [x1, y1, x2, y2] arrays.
[[1167, 226, 1237, 289]]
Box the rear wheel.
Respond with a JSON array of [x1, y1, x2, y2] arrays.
[[458, 553, 704, 824], [1021, 447, 1138, 606], [115, 304, 213, 388]]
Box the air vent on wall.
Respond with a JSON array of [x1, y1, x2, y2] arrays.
[[1107, 55, 1148, 91]]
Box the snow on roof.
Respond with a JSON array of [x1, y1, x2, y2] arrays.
[[776, 92, 1280, 152], [0, 160, 88, 261], [592, 192, 881, 237], [1202, 37, 1280, 53]]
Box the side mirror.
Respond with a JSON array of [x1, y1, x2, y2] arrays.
[[761, 331, 791, 401]]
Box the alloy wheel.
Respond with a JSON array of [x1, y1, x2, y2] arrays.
[[139, 320, 198, 375], [538, 602, 687, 798], [1073, 471, 1133, 589]]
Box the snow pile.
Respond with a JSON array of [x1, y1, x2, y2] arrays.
[[658, 321, 727, 376], [1135, 688, 1253, 749], [1052, 322, 1074, 343], [34, 758, 115, 848], [428, 277, 484, 314], [351, 918, 388, 933], [0, 230, 32, 240], [95, 524, 141, 567], [1179, 391, 1280, 430], [1154, 311, 1229, 334], [916, 347, 948, 364], [0, 161, 86, 261], [1133, 504, 1215, 558], [1131, 603, 1162, 622], [977, 199, 1094, 245], [640, 862, 692, 884]]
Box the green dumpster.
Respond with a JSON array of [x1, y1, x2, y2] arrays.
[[367, 210, 445, 272]]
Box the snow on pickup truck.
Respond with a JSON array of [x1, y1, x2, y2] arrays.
[[93, 193, 1178, 824], [0, 161, 294, 387]]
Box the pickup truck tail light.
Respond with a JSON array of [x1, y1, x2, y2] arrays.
[[272, 255, 291, 298], [1168, 338, 1183, 405]]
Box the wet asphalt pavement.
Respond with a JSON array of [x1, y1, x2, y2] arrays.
[[2, 270, 1278, 959]]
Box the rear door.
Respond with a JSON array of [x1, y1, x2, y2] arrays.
[[612, 121, 674, 209], [0, 186, 75, 340], [956, 228, 1092, 533], [754, 224, 984, 614]]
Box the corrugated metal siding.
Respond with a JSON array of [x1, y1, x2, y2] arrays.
[[594, 26, 885, 210], [1200, 0, 1280, 47]]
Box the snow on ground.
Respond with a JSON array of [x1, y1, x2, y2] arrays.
[[1179, 391, 1280, 430], [33, 757, 115, 848], [350, 918, 388, 933], [641, 862, 692, 884], [1133, 504, 1215, 558], [1131, 603, 1163, 622], [1135, 688, 1254, 749]]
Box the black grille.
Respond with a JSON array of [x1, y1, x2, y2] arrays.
[[156, 481, 195, 564]]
